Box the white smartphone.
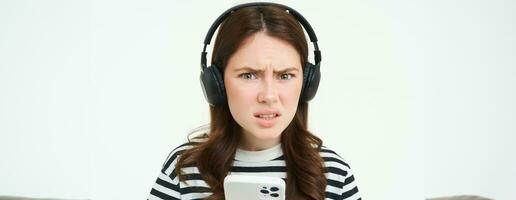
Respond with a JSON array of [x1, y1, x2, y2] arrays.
[[223, 174, 286, 200]]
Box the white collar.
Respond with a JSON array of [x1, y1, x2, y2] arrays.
[[234, 143, 283, 162]]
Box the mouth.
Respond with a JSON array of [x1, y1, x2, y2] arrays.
[[253, 111, 281, 120], [253, 111, 281, 128]]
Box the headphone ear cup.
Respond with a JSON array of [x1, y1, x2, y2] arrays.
[[301, 62, 321, 102], [200, 65, 226, 106]]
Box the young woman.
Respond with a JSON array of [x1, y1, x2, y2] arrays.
[[148, 3, 360, 200]]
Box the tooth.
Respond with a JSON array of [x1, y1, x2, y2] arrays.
[[259, 114, 275, 118]]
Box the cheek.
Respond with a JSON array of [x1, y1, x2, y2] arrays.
[[230, 91, 255, 106], [280, 81, 303, 103], [226, 83, 257, 111]]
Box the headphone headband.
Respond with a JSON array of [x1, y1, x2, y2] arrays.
[[200, 2, 321, 70]]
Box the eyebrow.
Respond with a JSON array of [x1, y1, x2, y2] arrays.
[[232, 66, 300, 74]]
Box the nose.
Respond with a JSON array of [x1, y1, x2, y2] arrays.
[[257, 77, 278, 104]]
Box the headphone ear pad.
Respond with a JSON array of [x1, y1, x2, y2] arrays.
[[200, 65, 226, 106], [301, 62, 321, 102]]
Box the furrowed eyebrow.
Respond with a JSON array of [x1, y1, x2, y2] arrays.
[[232, 66, 300, 74], [232, 67, 261, 73], [275, 67, 300, 74]]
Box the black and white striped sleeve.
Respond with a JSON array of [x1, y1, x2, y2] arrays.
[[340, 165, 360, 200], [148, 171, 181, 200], [148, 144, 189, 200], [320, 147, 361, 200]]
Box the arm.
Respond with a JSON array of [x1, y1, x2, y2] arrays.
[[148, 148, 184, 200]]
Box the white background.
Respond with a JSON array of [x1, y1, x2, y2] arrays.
[[1, 0, 514, 200]]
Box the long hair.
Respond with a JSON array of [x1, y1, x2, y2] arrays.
[[176, 5, 326, 200]]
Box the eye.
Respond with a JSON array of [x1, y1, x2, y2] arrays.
[[279, 73, 295, 80], [239, 72, 257, 80]]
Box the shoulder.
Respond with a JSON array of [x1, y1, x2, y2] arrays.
[[319, 146, 361, 199], [160, 134, 208, 175], [319, 146, 353, 177]]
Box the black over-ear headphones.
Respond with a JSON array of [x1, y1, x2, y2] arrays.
[[200, 2, 322, 106]]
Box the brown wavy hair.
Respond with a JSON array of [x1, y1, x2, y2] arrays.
[[176, 5, 326, 200]]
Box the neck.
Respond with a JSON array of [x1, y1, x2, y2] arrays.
[[239, 134, 281, 151]]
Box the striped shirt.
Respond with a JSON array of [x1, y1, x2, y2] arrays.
[[148, 139, 361, 200]]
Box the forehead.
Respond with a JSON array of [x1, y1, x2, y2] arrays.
[[225, 32, 302, 72]]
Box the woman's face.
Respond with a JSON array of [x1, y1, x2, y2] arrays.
[[224, 32, 303, 151]]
